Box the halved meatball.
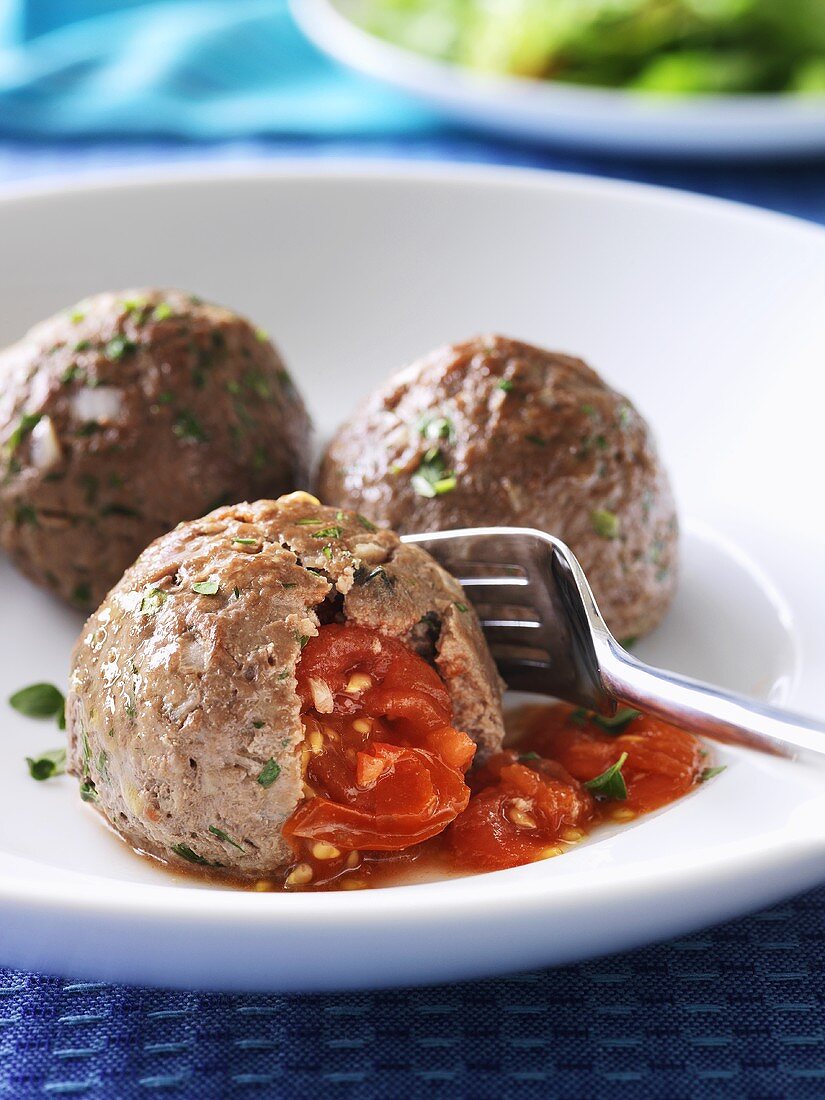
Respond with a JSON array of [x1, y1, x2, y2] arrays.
[[318, 335, 678, 641], [0, 289, 312, 609], [65, 494, 504, 883]]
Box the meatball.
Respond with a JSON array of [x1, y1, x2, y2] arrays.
[[318, 335, 677, 641], [0, 289, 312, 610], [66, 494, 505, 882]]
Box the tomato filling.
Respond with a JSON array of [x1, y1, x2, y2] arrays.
[[283, 624, 475, 879]]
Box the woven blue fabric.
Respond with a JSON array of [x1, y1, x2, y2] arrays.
[[0, 886, 823, 1097]]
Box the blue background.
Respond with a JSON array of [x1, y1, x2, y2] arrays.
[[1, 1, 825, 1096]]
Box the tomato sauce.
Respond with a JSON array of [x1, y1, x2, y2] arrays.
[[275, 624, 708, 892]]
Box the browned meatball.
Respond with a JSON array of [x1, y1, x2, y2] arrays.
[[66, 494, 505, 880], [318, 335, 677, 641], [0, 289, 312, 609]]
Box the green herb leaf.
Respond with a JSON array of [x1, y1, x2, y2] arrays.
[[232, 537, 258, 546], [584, 752, 629, 800], [9, 682, 65, 723], [26, 747, 66, 781], [311, 526, 343, 540], [70, 309, 85, 324], [6, 412, 42, 455], [699, 765, 726, 783], [139, 588, 168, 615], [454, 601, 469, 613], [356, 514, 377, 531], [295, 518, 324, 526], [496, 379, 514, 392], [104, 335, 137, 361], [592, 708, 642, 734], [192, 579, 219, 596], [208, 825, 245, 851], [257, 759, 281, 788], [173, 410, 206, 443], [591, 508, 620, 539], [79, 779, 99, 803], [171, 843, 222, 867], [417, 415, 456, 443], [152, 303, 174, 322], [411, 448, 457, 498], [255, 328, 269, 343]]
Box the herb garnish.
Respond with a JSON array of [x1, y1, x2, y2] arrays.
[[257, 759, 281, 788], [26, 748, 67, 781], [192, 580, 219, 596], [171, 843, 222, 867], [356, 514, 377, 532], [6, 412, 41, 455], [173, 410, 206, 443], [70, 309, 85, 325], [104, 336, 137, 361], [418, 415, 456, 443], [9, 682, 66, 729], [518, 751, 541, 763], [454, 601, 469, 613], [232, 537, 258, 546], [79, 779, 99, 803], [311, 526, 342, 540], [699, 765, 727, 783], [208, 825, 245, 851], [593, 708, 642, 733], [591, 509, 620, 540], [584, 752, 629, 800], [139, 588, 168, 615], [411, 448, 457, 498], [152, 303, 174, 322], [496, 379, 514, 393]]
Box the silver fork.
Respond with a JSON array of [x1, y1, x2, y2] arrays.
[[402, 526, 825, 761]]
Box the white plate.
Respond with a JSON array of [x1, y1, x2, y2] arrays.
[[292, 0, 825, 158], [1, 163, 825, 992]]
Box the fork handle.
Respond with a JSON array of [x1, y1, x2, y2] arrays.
[[601, 641, 825, 761]]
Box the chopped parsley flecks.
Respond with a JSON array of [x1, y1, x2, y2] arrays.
[[417, 415, 456, 444], [496, 379, 514, 393], [74, 339, 92, 353], [699, 765, 727, 783], [192, 579, 219, 596], [322, 545, 333, 561], [583, 752, 629, 800], [297, 634, 310, 649], [518, 751, 541, 763], [139, 588, 168, 615], [253, 720, 265, 729], [208, 825, 245, 851], [356, 514, 377, 532], [61, 365, 82, 384], [454, 601, 469, 613], [14, 504, 37, 526], [70, 309, 85, 325], [104, 336, 137, 362], [581, 403, 597, 417], [255, 328, 269, 343], [6, 412, 42, 455], [76, 421, 101, 438], [592, 708, 642, 733], [171, 843, 222, 867], [26, 747, 67, 782], [152, 303, 174, 322], [173, 410, 206, 443], [591, 508, 620, 540], [9, 682, 66, 728], [79, 779, 99, 803], [411, 447, 457, 498], [72, 583, 92, 607], [257, 759, 282, 788], [232, 537, 258, 546], [157, 391, 174, 405], [311, 526, 342, 540], [617, 404, 633, 428]]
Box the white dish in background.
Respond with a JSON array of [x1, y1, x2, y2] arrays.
[[1, 163, 825, 992], [292, 0, 825, 158]]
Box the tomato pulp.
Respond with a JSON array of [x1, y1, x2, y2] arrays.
[[282, 626, 708, 891], [283, 624, 475, 885]]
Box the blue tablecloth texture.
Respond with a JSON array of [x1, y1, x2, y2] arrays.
[[1, 2, 825, 1097]]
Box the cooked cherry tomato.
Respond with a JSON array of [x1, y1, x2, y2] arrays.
[[285, 625, 474, 855], [446, 751, 593, 871]]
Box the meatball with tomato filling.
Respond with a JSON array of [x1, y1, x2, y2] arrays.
[[65, 494, 504, 885], [318, 335, 678, 641], [0, 289, 311, 610]]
